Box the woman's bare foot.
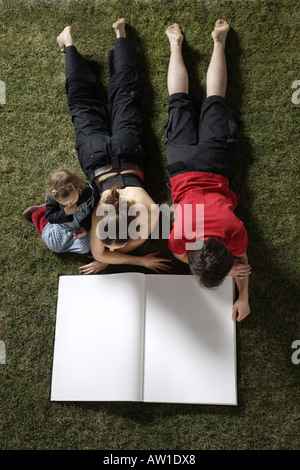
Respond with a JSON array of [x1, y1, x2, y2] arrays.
[[113, 18, 126, 38], [211, 19, 230, 45], [57, 26, 74, 52], [166, 23, 184, 47]]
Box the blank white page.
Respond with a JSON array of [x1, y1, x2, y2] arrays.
[[143, 275, 236, 405], [51, 273, 145, 401]]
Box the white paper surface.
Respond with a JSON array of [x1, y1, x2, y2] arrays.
[[51, 273, 146, 401], [51, 273, 236, 405], [143, 275, 236, 405]]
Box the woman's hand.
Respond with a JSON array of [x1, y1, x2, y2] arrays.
[[141, 252, 172, 273], [79, 259, 109, 274]]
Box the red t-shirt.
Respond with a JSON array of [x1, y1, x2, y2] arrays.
[[168, 172, 248, 256]]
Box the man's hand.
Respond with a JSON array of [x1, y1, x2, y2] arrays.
[[228, 259, 251, 279], [231, 252, 250, 322], [232, 297, 250, 322]]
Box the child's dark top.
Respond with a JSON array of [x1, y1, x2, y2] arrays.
[[45, 182, 99, 231]]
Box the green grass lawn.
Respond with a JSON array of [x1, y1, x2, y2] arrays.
[[0, 0, 299, 451]]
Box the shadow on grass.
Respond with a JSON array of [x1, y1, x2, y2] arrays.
[[226, 29, 299, 383], [128, 24, 169, 206]]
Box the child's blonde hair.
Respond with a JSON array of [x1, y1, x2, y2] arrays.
[[46, 168, 85, 200]]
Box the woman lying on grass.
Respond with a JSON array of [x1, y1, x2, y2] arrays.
[[24, 18, 171, 275]]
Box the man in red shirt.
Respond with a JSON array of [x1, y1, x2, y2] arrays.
[[165, 20, 251, 322]]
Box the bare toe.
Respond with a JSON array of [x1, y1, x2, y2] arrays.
[[211, 19, 230, 43], [57, 25, 73, 52], [113, 18, 126, 38], [166, 23, 184, 45]]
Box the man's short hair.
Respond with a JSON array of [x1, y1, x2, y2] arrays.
[[188, 237, 234, 288]]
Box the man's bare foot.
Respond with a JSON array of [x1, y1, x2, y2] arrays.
[[211, 19, 230, 45], [166, 23, 184, 47], [57, 26, 74, 52], [113, 18, 126, 38]]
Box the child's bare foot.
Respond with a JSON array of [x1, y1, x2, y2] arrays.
[[211, 19, 230, 45], [166, 23, 184, 47], [57, 26, 74, 52], [113, 18, 126, 38]]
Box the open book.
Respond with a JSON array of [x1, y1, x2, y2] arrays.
[[51, 273, 237, 405]]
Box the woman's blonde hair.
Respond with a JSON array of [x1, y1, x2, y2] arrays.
[[46, 168, 85, 200]]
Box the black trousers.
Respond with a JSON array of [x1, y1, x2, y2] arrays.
[[164, 93, 238, 181], [65, 38, 148, 182]]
